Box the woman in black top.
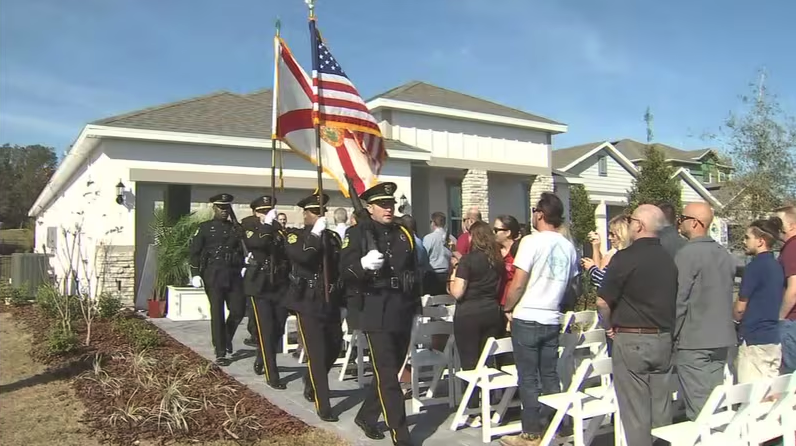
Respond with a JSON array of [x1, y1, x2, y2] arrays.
[[448, 221, 505, 408]]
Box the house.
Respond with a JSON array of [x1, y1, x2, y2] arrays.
[[28, 81, 567, 304], [552, 139, 730, 250]]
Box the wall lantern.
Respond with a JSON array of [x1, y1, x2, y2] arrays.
[[398, 194, 408, 214], [115, 180, 126, 205]]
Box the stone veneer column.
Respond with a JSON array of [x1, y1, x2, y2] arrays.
[[461, 169, 489, 222], [527, 174, 554, 233], [97, 245, 136, 305]]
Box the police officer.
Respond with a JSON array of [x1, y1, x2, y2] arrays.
[[240, 206, 260, 349], [241, 195, 289, 390], [284, 192, 343, 423], [340, 182, 416, 446], [189, 194, 246, 366]]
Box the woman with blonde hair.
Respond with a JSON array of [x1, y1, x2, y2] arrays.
[[581, 214, 630, 287]]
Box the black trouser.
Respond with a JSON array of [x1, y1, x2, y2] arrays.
[[425, 271, 449, 296], [204, 266, 245, 358], [454, 307, 504, 408], [357, 330, 413, 444], [296, 312, 342, 413], [246, 300, 256, 338], [250, 294, 289, 384]]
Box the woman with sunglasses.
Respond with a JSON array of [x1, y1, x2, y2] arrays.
[[581, 215, 630, 287], [494, 215, 521, 327], [448, 221, 506, 412]]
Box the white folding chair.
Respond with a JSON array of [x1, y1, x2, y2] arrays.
[[337, 317, 369, 387], [450, 336, 522, 443], [560, 311, 576, 333], [407, 313, 457, 413], [421, 293, 456, 307], [539, 357, 624, 446], [652, 380, 769, 446], [746, 373, 796, 446], [571, 310, 599, 333], [282, 314, 299, 354]]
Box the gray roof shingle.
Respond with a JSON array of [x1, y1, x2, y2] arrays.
[[552, 138, 722, 170], [369, 81, 564, 125]]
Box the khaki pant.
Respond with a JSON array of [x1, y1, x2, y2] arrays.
[[737, 342, 781, 384]]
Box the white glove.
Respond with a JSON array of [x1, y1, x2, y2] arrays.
[[191, 276, 204, 288], [244, 252, 253, 265], [311, 217, 327, 236], [263, 208, 277, 225], [360, 250, 384, 271], [241, 267, 247, 278]]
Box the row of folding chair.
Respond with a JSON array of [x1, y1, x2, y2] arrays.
[[652, 372, 796, 446]]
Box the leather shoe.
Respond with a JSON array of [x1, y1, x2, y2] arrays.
[[215, 356, 231, 367], [303, 387, 315, 403], [243, 337, 258, 347], [317, 409, 338, 422], [225, 340, 233, 354], [355, 417, 385, 440], [253, 361, 264, 375], [267, 380, 287, 390]]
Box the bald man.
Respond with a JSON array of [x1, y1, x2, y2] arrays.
[[673, 202, 737, 420], [596, 204, 677, 446]]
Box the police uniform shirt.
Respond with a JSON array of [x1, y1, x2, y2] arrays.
[[340, 220, 416, 332], [284, 225, 342, 315], [189, 218, 245, 277]]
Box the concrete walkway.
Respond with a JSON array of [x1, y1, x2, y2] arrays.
[[150, 317, 502, 446]]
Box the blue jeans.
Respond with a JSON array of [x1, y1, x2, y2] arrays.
[[781, 319, 796, 374], [511, 319, 561, 434]]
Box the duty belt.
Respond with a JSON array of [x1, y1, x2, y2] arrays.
[[368, 276, 401, 289], [289, 273, 339, 292]]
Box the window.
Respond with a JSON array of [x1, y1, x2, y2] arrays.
[[46, 227, 57, 252], [446, 180, 463, 239], [597, 156, 608, 176]]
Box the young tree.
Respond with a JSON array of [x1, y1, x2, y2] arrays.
[[626, 145, 682, 211], [0, 144, 58, 228], [568, 184, 597, 247], [715, 71, 796, 239]]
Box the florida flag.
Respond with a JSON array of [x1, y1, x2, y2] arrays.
[[274, 35, 385, 197]]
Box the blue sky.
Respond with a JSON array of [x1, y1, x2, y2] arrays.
[[1, 0, 794, 156]]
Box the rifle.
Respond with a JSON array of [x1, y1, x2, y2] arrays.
[[227, 206, 250, 260], [346, 176, 377, 252]]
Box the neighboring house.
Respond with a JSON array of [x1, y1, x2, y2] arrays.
[[28, 81, 567, 304], [552, 139, 729, 251]]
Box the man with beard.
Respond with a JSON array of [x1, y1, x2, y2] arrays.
[[241, 195, 290, 390], [189, 193, 246, 366], [284, 192, 343, 422], [340, 182, 417, 446]]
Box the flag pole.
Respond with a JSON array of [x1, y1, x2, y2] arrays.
[[307, 0, 330, 303], [269, 18, 282, 285]]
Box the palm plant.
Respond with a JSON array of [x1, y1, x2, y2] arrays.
[[150, 207, 213, 299]]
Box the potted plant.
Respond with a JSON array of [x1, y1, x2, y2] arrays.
[[149, 207, 212, 318]]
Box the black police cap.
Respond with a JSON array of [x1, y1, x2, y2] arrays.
[[209, 193, 234, 206], [250, 195, 276, 211], [296, 192, 330, 211], [359, 182, 397, 204]]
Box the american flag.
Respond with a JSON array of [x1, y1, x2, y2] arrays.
[[310, 24, 386, 182]]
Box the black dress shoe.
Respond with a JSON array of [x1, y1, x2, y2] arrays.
[[215, 356, 231, 367], [225, 340, 234, 354], [267, 380, 287, 390], [243, 337, 258, 347], [355, 417, 385, 440], [317, 409, 338, 422], [253, 361, 264, 375]]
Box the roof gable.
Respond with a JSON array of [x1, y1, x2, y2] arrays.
[[368, 81, 563, 125], [551, 141, 604, 169], [93, 91, 273, 139]]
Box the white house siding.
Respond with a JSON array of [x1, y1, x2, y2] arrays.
[[680, 178, 707, 204], [568, 149, 635, 205], [33, 150, 135, 300], [383, 111, 551, 168]]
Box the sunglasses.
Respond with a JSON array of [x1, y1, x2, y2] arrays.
[[678, 214, 705, 227], [624, 215, 641, 224], [493, 227, 510, 234]]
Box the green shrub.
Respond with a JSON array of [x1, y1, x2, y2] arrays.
[[8, 287, 30, 305], [97, 293, 124, 319], [36, 284, 80, 321], [0, 281, 11, 303], [46, 326, 79, 355], [113, 317, 161, 352]]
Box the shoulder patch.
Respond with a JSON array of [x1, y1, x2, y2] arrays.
[[287, 233, 298, 244], [246, 230, 254, 239], [342, 235, 350, 249]]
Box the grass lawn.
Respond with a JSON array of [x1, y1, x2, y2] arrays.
[[0, 310, 347, 446]]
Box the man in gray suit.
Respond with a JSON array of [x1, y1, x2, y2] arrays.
[[657, 202, 688, 258], [674, 202, 737, 420]]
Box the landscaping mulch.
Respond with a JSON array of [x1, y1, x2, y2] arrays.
[[4, 304, 310, 445]]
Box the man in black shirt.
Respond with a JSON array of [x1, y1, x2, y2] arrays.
[[596, 204, 677, 446]]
